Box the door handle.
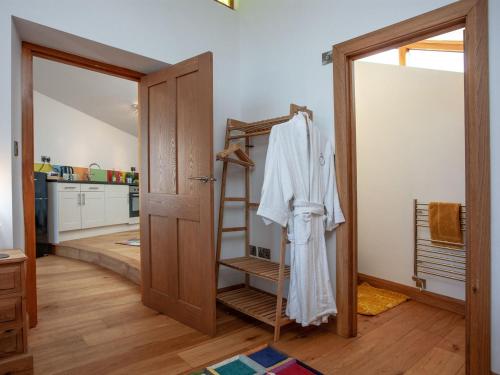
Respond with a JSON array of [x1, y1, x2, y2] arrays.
[[188, 176, 217, 183]]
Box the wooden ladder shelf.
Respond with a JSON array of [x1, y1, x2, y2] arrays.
[[215, 104, 313, 342]]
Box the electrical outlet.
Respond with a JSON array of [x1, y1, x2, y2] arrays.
[[41, 155, 48, 163], [249, 245, 257, 256], [257, 247, 271, 260]]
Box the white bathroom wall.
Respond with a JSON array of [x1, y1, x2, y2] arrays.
[[354, 61, 465, 300], [34, 91, 139, 171]]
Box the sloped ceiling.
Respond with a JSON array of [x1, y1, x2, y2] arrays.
[[33, 57, 139, 136]]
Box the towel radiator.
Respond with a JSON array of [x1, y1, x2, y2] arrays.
[[412, 199, 466, 290]]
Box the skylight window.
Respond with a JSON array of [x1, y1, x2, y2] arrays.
[[359, 29, 464, 72], [214, 0, 234, 9]]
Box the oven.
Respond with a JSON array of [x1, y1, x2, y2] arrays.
[[129, 185, 139, 218]]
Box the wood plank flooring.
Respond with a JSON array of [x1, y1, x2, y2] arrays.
[[30, 255, 465, 374], [54, 231, 140, 284]]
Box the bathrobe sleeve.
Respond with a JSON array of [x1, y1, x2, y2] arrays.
[[324, 141, 345, 231], [257, 127, 293, 227]]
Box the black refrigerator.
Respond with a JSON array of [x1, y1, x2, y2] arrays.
[[34, 172, 50, 257]]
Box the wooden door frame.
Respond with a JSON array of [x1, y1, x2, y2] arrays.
[[21, 42, 144, 327], [333, 0, 490, 373]]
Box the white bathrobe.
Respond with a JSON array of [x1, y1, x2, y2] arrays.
[[257, 113, 345, 326]]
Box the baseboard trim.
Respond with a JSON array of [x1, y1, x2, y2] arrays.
[[358, 273, 465, 316]]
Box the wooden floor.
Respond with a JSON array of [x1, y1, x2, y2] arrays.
[[30, 255, 465, 375], [55, 230, 140, 284]]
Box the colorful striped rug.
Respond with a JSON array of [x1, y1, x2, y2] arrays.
[[193, 345, 322, 375]]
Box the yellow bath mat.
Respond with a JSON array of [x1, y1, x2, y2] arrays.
[[358, 282, 409, 316]]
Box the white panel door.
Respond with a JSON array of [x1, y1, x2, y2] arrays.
[[59, 191, 82, 231], [81, 192, 106, 229], [105, 185, 130, 225]]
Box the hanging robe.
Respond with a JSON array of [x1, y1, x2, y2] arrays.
[[257, 113, 345, 326]]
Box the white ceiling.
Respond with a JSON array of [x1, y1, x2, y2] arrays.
[[34, 57, 139, 136]]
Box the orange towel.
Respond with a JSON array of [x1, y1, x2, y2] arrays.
[[428, 202, 462, 245]]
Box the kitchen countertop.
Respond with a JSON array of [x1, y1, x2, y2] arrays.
[[48, 180, 138, 186]]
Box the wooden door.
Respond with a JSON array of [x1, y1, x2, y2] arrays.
[[139, 52, 215, 335]]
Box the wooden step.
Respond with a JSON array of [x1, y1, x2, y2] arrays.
[[219, 256, 290, 282], [217, 287, 291, 327], [222, 226, 247, 232]]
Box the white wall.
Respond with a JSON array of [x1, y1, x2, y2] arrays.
[[34, 91, 138, 171], [354, 62, 465, 300], [238, 0, 499, 371], [10, 21, 23, 251], [0, 0, 241, 251]]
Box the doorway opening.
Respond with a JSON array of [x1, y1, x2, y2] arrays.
[[33, 55, 141, 283], [332, 1, 490, 373], [22, 43, 144, 327], [354, 27, 467, 370]]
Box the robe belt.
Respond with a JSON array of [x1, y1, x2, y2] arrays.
[[289, 201, 325, 245], [293, 201, 325, 215]]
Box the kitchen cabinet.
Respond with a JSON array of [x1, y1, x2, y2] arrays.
[[105, 185, 129, 225], [50, 183, 131, 238], [58, 191, 82, 231], [81, 191, 106, 229]]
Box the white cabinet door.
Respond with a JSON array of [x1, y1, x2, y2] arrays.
[[81, 191, 106, 229], [59, 191, 82, 231], [105, 185, 130, 225]]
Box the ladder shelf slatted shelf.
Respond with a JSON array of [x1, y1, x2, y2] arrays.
[[215, 104, 313, 341]]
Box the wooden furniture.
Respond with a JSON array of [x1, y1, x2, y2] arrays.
[[0, 250, 32, 375], [140, 52, 216, 336], [332, 0, 490, 372], [215, 104, 312, 342]]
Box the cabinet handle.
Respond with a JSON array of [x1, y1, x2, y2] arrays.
[[89, 187, 99, 190], [82, 193, 86, 205], [78, 193, 81, 206], [64, 186, 77, 190]]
